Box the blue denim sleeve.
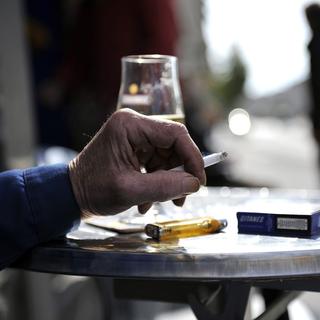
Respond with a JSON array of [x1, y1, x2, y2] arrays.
[[0, 164, 80, 270]]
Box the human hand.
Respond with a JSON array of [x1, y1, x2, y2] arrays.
[[69, 109, 206, 218]]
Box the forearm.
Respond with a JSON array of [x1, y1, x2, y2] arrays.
[[0, 164, 80, 270]]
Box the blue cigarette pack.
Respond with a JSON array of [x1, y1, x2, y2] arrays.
[[237, 206, 320, 238]]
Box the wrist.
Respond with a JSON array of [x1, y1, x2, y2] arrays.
[[68, 158, 92, 219]]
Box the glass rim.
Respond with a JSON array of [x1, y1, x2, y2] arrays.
[[122, 54, 177, 63]]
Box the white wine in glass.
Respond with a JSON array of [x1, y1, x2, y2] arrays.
[[117, 54, 185, 124]]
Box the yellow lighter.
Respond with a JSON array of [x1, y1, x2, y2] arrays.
[[145, 216, 227, 241]]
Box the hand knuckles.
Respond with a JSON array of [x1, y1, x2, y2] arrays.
[[173, 122, 188, 136], [109, 109, 130, 126]]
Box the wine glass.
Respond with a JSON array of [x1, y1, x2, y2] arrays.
[[117, 54, 185, 222], [117, 54, 184, 121]]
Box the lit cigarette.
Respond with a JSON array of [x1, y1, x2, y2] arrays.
[[170, 151, 228, 172]]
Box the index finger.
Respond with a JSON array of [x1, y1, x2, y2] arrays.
[[173, 131, 206, 185]]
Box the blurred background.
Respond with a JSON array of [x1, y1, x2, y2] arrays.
[[1, 0, 320, 319]]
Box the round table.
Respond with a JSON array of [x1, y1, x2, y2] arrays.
[[15, 187, 320, 279], [13, 187, 320, 320]]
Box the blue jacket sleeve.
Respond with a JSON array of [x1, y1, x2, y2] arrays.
[[0, 164, 80, 270]]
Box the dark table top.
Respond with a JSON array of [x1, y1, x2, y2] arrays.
[[13, 187, 320, 282]]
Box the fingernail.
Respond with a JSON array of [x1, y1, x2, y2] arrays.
[[138, 203, 153, 214], [173, 197, 186, 207], [202, 173, 207, 186], [182, 177, 200, 194]]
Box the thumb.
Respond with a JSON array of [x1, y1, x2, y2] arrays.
[[134, 170, 200, 204]]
